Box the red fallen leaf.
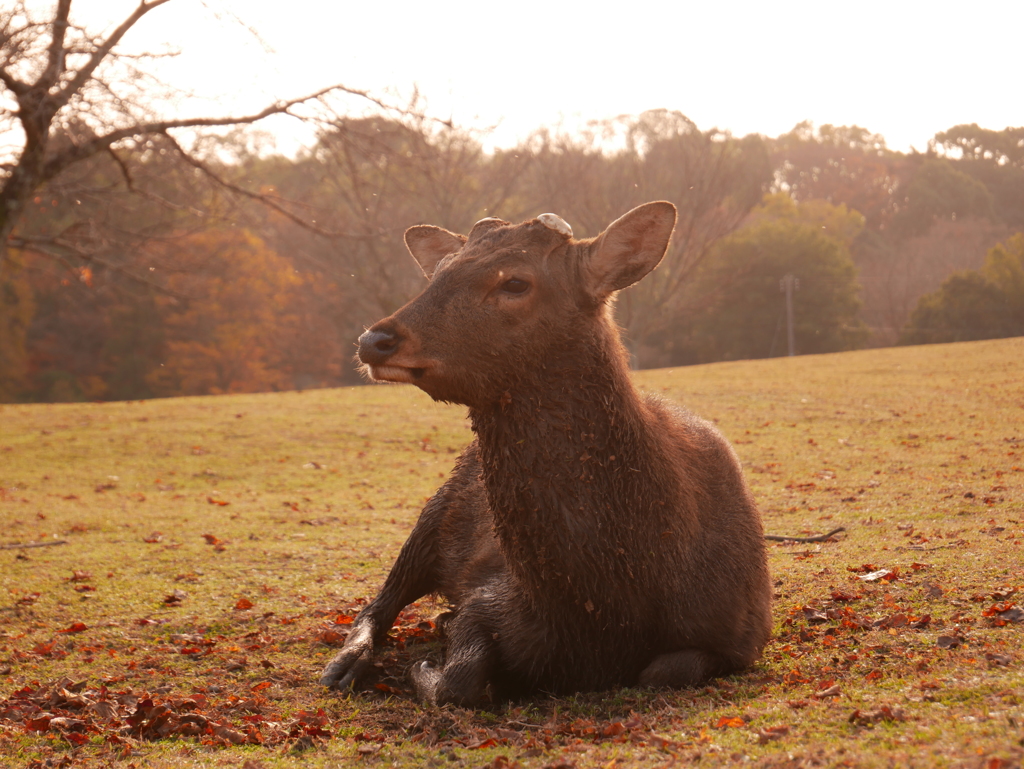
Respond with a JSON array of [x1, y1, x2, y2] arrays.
[[757, 724, 790, 744], [25, 715, 52, 731], [32, 641, 58, 656], [800, 606, 829, 624], [374, 682, 406, 694], [465, 738, 498, 749], [58, 621, 88, 633], [865, 669, 884, 682], [981, 601, 1016, 616], [235, 598, 254, 611], [164, 589, 187, 605], [202, 533, 222, 545], [69, 570, 92, 582], [207, 496, 230, 506], [332, 614, 355, 625], [143, 532, 163, 543], [252, 681, 273, 692], [782, 669, 811, 686], [134, 618, 159, 626], [295, 709, 330, 728], [316, 627, 347, 645], [73, 585, 95, 593], [982, 602, 1024, 625], [830, 590, 861, 602], [848, 705, 906, 726], [985, 652, 1012, 668], [351, 730, 382, 741], [16, 592, 40, 605], [64, 731, 89, 746], [715, 716, 746, 728], [302, 725, 332, 738], [487, 756, 520, 769], [787, 699, 809, 709], [602, 721, 627, 737]]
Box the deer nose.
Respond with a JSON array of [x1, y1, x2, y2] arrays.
[[358, 328, 401, 365]]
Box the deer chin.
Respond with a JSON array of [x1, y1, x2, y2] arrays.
[[366, 364, 428, 384]]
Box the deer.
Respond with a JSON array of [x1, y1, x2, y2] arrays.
[[319, 201, 773, 706]]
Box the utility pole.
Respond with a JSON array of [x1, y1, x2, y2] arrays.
[[780, 274, 799, 357]]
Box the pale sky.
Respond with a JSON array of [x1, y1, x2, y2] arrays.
[[39, 0, 1024, 155]]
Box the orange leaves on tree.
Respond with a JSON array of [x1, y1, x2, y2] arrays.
[[146, 229, 320, 397]]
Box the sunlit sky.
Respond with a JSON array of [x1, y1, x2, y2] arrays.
[[37, 0, 1024, 155]]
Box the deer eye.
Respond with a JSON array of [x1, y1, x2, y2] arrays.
[[501, 278, 530, 294]]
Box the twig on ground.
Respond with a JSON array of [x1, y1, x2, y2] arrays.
[[765, 527, 846, 544], [0, 540, 69, 550]]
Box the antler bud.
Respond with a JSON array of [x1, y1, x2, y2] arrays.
[[537, 213, 573, 238]]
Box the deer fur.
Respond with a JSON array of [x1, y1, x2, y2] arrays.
[[319, 201, 773, 705]]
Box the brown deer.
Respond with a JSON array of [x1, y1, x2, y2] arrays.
[[320, 202, 773, 705]]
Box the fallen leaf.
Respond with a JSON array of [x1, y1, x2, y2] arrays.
[[848, 706, 906, 726], [985, 652, 1012, 668], [757, 724, 790, 744], [715, 716, 746, 728]]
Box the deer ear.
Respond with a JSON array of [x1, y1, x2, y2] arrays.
[[587, 201, 677, 297], [405, 226, 467, 277]]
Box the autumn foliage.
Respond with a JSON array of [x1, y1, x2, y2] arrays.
[[2, 116, 1023, 402]]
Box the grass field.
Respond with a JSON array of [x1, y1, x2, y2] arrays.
[[1, 338, 1023, 768]]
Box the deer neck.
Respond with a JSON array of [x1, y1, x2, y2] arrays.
[[468, 345, 659, 604]]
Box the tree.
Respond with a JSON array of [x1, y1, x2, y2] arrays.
[[0, 0, 379, 282], [892, 159, 996, 236], [674, 195, 868, 363], [932, 124, 1024, 229], [146, 228, 334, 396], [901, 233, 1024, 345], [525, 110, 772, 364], [0, 248, 32, 399], [238, 115, 533, 383], [771, 122, 905, 231]]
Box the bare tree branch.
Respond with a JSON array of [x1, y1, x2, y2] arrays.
[[38, 0, 72, 91], [39, 84, 386, 183], [51, 0, 172, 112]]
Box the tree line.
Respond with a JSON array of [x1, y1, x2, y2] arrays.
[[2, 4, 1022, 403], [2, 113, 1023, 403]]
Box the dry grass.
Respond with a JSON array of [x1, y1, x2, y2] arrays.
[[1, 338, 1022, 768]]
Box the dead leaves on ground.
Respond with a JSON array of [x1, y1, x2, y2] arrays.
[[0, 677, 334, 754]]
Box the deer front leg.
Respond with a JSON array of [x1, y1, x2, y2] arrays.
[[409, 590, 498, 706], [320, 493, 447, 690]]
